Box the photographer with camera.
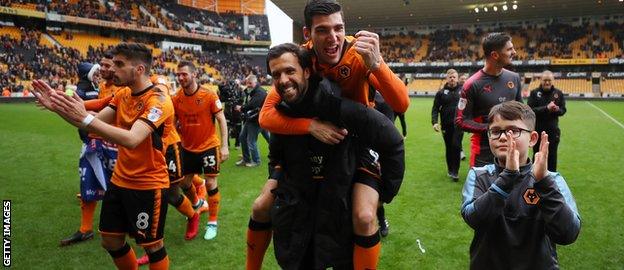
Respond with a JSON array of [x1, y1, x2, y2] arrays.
[[219, 80, 245, 148], [235, 74, 267, 167]]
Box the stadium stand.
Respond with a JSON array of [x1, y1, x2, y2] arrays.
[[601, 78, 624, 94], [381, 22, 624, 62]]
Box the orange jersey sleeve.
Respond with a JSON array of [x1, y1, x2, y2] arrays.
[[109, 86, 173, 190], [258, 87, 312, 135], [172, 87, 222, 152], [85, 96, 114, 112], [368, 61, 410, 113]]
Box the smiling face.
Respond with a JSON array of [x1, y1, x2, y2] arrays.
[[175, 65, 196, 90], [99, 58, 114, 81], [304, 12, 345, 66], [493, 41, 517, 66], [268, 52, 310, 105]]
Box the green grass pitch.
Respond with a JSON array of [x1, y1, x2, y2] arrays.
[[1, 98, 623, 269]]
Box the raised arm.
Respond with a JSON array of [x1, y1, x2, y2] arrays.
[[368, 62, 410, 113]]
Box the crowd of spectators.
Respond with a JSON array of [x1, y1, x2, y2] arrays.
[[152, 47, 267, 85], [381, 21, 623, 62], [0, 27, 266, 95], [37, 0, 269, 41]]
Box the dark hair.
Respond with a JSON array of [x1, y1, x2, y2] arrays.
[[304, 0, 343, 28], [488, 101, 536, 130], [482, 32, 512, 59], [266, 43, 312, 74], [111, 43, 152, 74], [102, 51, 114, 59], [177, 60, 196, 72]]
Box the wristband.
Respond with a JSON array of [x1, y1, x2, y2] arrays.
[[82, 114, 95, 127]]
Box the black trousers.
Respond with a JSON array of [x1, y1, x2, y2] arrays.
[[442, 125, 464, 175], [533, 128, 560, 172]]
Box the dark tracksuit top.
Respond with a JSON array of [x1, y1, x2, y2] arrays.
[[432, 83, 462, 128], [527, 86, 566, 171], [461, 161, 581, 269], [269, 78, 405, 270], [455, 69, 523, 167], [432, 83, 464, 175], [527, 86, 566, 133]]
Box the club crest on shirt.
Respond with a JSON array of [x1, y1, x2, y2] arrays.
[[135, 101, 144, 112], [537, 91, 542, 98], [443, 90, 449, 95], [458, 98, 467, 110], [523, 188, 540, 205], [338, 65, 351, 78], [554, 93, 559, 99], [507, 81, 515, 89], [195, 98, 203, 105], [147, 107, 163, 122]]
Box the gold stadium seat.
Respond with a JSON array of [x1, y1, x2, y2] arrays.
[[600, 79, 624, 94], [408, 79, 444, 92]]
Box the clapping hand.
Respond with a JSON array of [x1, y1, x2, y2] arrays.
[[533, 131, 549, 181], [505, 131, 520, 172]]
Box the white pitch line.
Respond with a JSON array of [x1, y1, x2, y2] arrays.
[[586, 101, 624, 130]]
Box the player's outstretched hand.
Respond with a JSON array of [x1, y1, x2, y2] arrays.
[[31, 79, 58, 111], [309, 119, 348, 145], [354, 30, 382, 71], [533, 131, 549, 181], [50, 90, 88, 127], [505, 131, 519, 172]]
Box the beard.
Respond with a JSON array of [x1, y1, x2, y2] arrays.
[[278, 81, 305, 105]]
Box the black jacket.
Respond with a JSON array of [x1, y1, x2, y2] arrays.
[[461, 162, 581, 269], [269, 78, 405, 270], [241, 84, 267, 123], [527, 86, 566, 132], [432, 83, 462, 128]]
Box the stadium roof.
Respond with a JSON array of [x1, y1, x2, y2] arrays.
[[272, 0, 624, 31]]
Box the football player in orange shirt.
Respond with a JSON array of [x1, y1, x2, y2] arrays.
[[33, 43, 173, 270], [247, 1, 409, 269], [172, 61, 229, 241]]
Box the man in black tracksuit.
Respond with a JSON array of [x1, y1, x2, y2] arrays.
[[432, 69, 464, 180], [527, 71, 566, 171], [267, 43, 405, 269]]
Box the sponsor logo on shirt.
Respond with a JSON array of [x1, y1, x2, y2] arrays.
[[147, 107, 163, 122], [483, 84, 492, 93]]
